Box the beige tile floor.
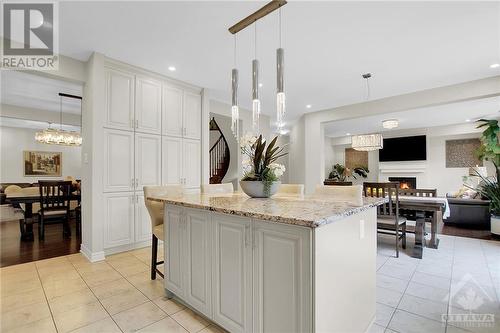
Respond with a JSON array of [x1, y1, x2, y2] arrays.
[[0, 246, 226, 333]]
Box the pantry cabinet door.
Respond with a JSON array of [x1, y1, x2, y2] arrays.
[[212, 213, 253, 333], [103, 192, 134, 249], [162, 85, 184, 137], [184, 208, 212, 318], [182, 138, 201, 189], [162, 136, 182, 185], [104, 67, 135, 131], [135, 76, 162, 134], [183, 91, 201, 140], [135, 133, 161, 189], [103, 129, 135, 192]]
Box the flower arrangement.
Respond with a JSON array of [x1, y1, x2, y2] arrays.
[[328, 163, 369, 181], [240, 133, 287, 197]]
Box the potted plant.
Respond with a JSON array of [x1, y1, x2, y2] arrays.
[[475, 119, 500, 235], [240, 134, 287, 198], [327, 163, 369, 183]]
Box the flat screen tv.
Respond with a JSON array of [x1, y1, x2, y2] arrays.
[[379, 135, 426, 162]]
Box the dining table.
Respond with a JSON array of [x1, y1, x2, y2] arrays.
[[398, 195, 450, 259], [6, 191, 81, 241]]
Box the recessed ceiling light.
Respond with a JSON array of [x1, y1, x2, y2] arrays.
[[382, 119, 399, 129], [346, 133, 351, 136], [306, 104, 312, 109], [259, 83, 263, 87], [168, 66, 176, 71], [490, 63, 500, 69], [465, 119, 471, 122]]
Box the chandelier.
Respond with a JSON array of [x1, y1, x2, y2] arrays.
[[351, 134, 383, 151], [35, 93, 82, 146]]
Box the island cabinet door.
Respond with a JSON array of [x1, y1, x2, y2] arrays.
[[165, 205, 185, 297], [252, 220, 312, 333], [212, 213, 253, 333], [184, 208, 212, 318]]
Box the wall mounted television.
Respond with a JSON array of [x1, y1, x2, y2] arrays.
[[379, 135, 427, 162]]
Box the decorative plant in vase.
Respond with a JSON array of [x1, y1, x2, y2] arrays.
[[328, 163, 369, 182], [474, 119, 500, 235], [240, 133, 287, 198]]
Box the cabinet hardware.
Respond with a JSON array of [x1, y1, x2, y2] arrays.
[[135, 119, 139, 128]]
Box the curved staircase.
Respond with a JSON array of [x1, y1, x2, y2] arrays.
[[209, 118, 230, 184]]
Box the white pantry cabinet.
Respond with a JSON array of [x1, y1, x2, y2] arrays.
[[164, 206, 311, 333], [103, 193, 135, 248], [162, 85, 201, 140], [162, 137, 200, 189], [135, 133, 162, 189], [212, 213, 253, 333], [104, 67, 135, 131], [103, 129, 135, 192], [135, 76, 162, 134]]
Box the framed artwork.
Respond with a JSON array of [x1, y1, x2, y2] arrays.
[[23, 151, 62, 177], [445, 139, 482, 168], [345, 148, 368, 170]]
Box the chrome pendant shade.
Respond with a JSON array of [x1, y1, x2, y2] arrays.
[[252, 58, 261, 133], [231, 67, 240, 138], [276, 47, 285, 126]]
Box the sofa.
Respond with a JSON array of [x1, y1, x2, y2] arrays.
[[445, 197, 491, 229]]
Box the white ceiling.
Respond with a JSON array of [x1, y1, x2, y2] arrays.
[[1, 71, 83, 114], [58, 1, 500, 126], [0, 117, 81, 132], [324, 96, 500, 138]]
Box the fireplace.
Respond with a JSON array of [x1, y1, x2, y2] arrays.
[[389, 177, 416, 189]]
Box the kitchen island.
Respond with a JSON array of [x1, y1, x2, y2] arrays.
[[148, 193, 386, 333]]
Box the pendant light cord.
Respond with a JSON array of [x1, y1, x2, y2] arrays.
[[233, 34, 237, 68], [254, 21, 257, 59], [279, 8, 282, 48], [366, 78, 371, 100], [59, 95, 63, 130]]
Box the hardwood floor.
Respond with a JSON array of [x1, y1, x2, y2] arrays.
[[0, 218, 81, 268]]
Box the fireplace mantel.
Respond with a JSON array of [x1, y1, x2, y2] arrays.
[[379, 161, 427, 174]]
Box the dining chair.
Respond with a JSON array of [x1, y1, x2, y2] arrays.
[[201, 183, 234, 194], [38, 181, 72, 241], [363, 182, 406, 258], [75, 205, 82, 236], [312, 184, 363, 205], [398, 188, 438, 222], [275, 184, 305, 197], [3, 185, 24, 232], [144, 184, 184, 280]]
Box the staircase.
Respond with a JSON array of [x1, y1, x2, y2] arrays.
[[209, 118, 230, 184]]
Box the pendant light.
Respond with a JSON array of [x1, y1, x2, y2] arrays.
[[276, 8, 285, 127], [231, 35, 240, 139], [252, 22, 261, 133], [351, 73, 383, 151], [35, 93, 82, 146]]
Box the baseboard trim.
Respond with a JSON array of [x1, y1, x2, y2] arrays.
[[103, 240, 152, 256], [80, 244, 105, 262]]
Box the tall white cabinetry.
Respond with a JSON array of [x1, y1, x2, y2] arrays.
[[102, 62, 202, 253], [162, 83, 202, 189]]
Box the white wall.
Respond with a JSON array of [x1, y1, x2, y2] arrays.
[[0, 126, 81, 182]]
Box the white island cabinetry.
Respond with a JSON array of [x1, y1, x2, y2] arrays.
[[157, 193, 382, 333]]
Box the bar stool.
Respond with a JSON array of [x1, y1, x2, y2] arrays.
[[144, 184, 184, 280], [275, 184, 305, 197], [200, 183, 234, 194]]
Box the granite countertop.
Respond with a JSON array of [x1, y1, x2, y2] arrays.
[[147, 193, 386, 228]]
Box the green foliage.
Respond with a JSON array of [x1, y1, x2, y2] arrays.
[[328, 164, 369, 181], [476, 119, 500, 180], [241, 134, 288, 182], [473, 169, 500, 216]]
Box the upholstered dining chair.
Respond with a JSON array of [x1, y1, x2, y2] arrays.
[[275, 184, 305, 197], [201, 183, 234, 194], [312, 185, 363, 205], [363, 182, 407, 258], [144, 184, 184, 280]]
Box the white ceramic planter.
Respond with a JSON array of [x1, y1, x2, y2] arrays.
[[240, 181, 281, 198], [491, 215, 500, 235]]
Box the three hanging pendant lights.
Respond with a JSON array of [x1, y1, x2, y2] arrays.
[[229, 0, 287, 138]]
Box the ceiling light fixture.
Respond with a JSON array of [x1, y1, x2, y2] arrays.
[[35, 93, 82, 146], [168, 66, 176, 71], [346, 133, 351, 136], [382, 119, 399, 129], [465, 119, 471, 122], [231, 35, 239, 139], [252, 22, 261, 133], [490, 63, 500, 69], [276, 7, 286, 127], [306, 104, 311, 109]]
